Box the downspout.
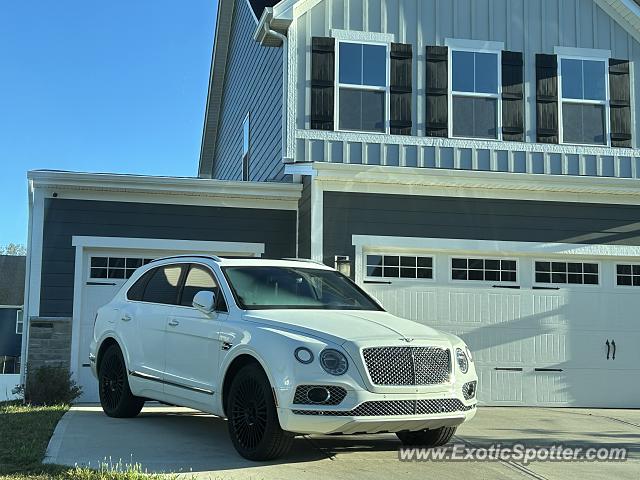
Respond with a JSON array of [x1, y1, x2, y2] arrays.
[[19, 179, 34, 387], [265, 25, 290, 163]]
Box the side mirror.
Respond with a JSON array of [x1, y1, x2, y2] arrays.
[[193, 291, 216, 315]]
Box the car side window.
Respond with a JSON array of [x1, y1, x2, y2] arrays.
[[180, 264, 227, 312], [142, 264, 184, 305], [127, 269, 155, 301]]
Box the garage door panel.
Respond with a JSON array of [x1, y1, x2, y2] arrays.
[[534, 371, 570, 405], [533, 332, 567, 364], [559, 369, 640, 407], [476, 367, 525, 404]]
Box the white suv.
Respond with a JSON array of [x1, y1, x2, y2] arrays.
[[90, 256, 477, 460]]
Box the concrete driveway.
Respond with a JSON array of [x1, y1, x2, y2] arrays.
[[44, 405, 640, 480]]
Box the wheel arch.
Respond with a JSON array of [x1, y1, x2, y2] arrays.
[[221, 353, 272, 417], [96, 336, 125, 375]]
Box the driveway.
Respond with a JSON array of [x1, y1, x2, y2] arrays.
[[44, 405, 639, 480]]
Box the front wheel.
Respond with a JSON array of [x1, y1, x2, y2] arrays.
[[98, 344, 145, 418], [227, 363, 293, 460], [396, 426, 457, 447]]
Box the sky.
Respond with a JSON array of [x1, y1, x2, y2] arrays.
[[0, 0, 218, 246]]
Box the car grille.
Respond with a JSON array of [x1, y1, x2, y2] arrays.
[[293, 385, 347, 405], [362, 347, 451, 386], [462, 380, 477, 400], [292, 398, 474, 416]]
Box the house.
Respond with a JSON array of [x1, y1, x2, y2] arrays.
[[22, 0, 640, 407], [0, 255, 25, 400]]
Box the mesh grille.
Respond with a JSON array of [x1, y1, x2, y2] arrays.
[[362, 347, 451, 385], [293, 385, 347, 405], [462, 380, 477, 400], [292, 398, 474, 416]]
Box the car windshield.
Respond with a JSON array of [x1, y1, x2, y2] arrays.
[[222, 266, 384, 311]]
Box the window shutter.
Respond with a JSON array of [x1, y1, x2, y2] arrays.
[[502, 51, 524, 142], [390, 43, 413, 135], [609, 58, 632, 148], [311, 37, 335, 130], [425, 46, 448, 137], [536, 54, 559, 143]]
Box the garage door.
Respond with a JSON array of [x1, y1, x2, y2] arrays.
[[72, 238, 264, 403], [356, 238, 640, 408]]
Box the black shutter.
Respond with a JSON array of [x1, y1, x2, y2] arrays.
[[425, 46, 448, 137], [502, 51, 524, 142], [390, 43, 413, 135], [609, 59, 632, 148], [311, 37, 335, 130], [536, 54, 559, 143]]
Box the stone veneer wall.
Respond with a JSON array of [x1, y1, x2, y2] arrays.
[[27, 317, 72, 372]]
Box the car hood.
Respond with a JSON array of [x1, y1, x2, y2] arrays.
[[242, 309, 452, 346]]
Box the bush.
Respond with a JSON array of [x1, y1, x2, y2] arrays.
[[13, 365, 83, 406]]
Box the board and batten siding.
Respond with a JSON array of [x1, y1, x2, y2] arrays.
[[293, 0, 640, 178], [39, 198, 297, 317], [323, 191, 640, 268], [212, 0, 285, 182]]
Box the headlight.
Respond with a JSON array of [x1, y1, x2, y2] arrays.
[[320, 349, 348, 375], [456, 348, 469, 374], [294, 347, 314, 364]]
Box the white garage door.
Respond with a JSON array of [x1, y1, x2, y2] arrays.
[[356, 238, 640, 408], [72, 238, 264, 403]]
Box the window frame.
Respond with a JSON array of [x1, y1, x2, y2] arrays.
[[614, 262, 640, 288], [448, 255, 519, 286], [16, 309, 23, 335], [364, 253, 435, 282], [557, 52, 611, 147], [242, 112, 250, 181], [448, 44, 503, 141], [175, 262, 228, 313], [334, 39, 390, 135], [532, 259, 601, 287], [126, 263, 187, 306], [89, 255, 155, 281]]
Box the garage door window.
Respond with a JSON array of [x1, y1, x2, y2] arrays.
[[616, 264, 640, 286], [90, 256, 155, 280], [451, 258, 517, 282], [535, 261, 599, 285], [366, 255, 433, 279]]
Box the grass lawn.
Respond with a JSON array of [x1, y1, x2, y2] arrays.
[[0, 402, 170, 480]]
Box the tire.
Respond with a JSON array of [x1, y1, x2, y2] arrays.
[[227, 363, 293, 461], [396, 426, 457, 447], [98, 344, 145, 418]]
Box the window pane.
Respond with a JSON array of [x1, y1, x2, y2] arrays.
[[562, 103, 605, 145], [475, 53, 498, 93], [143, 265, 183, 305], [339, 89, 384, 132], [181, 265, 217, 307], [452, 50, 475, 92], [366, 255, 383, 267], [561, 59, 583, 99], [339, 43, 362, 84], [362, 44, 386, 87], [453, 96, 497, 139], [91, 257, 108, 267], [583, 60, 606, 101]]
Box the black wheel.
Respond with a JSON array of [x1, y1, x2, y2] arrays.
[[396, 426, 457, 447], [98, 344, 145, 418], [227, 363, 293, 461]]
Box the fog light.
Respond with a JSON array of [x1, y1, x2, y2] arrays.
[[307, 387, 330, 404]]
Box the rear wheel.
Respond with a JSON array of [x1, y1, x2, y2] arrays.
[[396, 426, 457, 447], [227, 363, 293, 460], [98, 344, 145, 418]]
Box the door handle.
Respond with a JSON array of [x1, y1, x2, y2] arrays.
[[168, 319, 180, 327], [121, 314, 132, 322], [611, 340, 616, 360], [605, 339, 610, 360]]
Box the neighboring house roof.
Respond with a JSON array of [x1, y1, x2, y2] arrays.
[[0, 255, 25, 306]]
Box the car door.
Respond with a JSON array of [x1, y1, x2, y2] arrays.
[[124, 264, 185, 385], [163, 263, 225, 399]]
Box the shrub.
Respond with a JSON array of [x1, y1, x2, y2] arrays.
[[13, 365, 83, 405]]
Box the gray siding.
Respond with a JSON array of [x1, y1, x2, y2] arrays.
[[212, 0, 285, 182], [0, 308, 21, 358], [298, 177, 312, 258], [40, 198, 297, 317], [323, 191, 640, 269]]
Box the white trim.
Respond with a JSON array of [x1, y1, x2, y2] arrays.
[[71, 236, 265, 256], [554, 46, 611, 60], [15, 309, 24, 335], [445, 38, 505, 52], [0, 305, 23, 309], [352, 235, 640, 259], [330, 29, 395, 44], [284, 163, 317, 177], [310, 180, 323, 262]]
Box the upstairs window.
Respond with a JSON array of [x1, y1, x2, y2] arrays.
[[16, 310, 23, 335], [559, 58, 607, 145], [451, 50, 500, 139], [242, 113, 250, 181], [337, 42, 387, 133]]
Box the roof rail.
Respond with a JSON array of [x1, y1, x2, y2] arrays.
[[281, 258, 329, 267], [149, 254, 222, 264]]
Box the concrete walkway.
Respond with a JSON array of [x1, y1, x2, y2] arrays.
[[44, 405, 640, 480]]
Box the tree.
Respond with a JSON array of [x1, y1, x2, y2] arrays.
[[0, 243, 27, 256]]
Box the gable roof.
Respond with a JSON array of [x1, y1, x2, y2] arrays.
[[0, 255, 25, 306]]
